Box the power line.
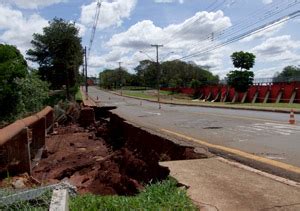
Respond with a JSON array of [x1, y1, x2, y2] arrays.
[[178, 10, 300, 61], [165, 0, 297, 49], [175, 1, 300, 59]]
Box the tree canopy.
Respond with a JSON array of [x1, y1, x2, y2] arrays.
[[130, 60, 219, 89], [0, 44, 28, 119], [231, 51, 256, 70], [27, 18, 83, 99], [99, 68, 132, 89], [273, 65, 300, 82], [99, 60, 219, 89], [0, 44, 49, 123], [227, 51, 256, 93]]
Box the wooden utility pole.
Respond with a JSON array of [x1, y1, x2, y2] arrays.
[[118, 61, 123, 96], [85, 46, 88, 97], [151, 44, 163, 109]]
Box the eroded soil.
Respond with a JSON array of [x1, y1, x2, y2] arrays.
[[32, 121, 169, 195]]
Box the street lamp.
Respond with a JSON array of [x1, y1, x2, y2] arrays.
[[160, 51, 175, 62]]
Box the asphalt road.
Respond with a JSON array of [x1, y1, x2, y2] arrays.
[[88, 87, 300, 168]]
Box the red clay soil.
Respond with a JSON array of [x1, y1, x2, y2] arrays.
[[32, 122, 169, 195]]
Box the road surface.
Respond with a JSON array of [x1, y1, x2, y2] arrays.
[[88, 87, 300, 168]]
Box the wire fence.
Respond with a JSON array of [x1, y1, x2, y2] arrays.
[[0, 182, 76, 211], [219, 76, 300, 85]]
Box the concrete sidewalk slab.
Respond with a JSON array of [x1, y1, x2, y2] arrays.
[[160, 158, 300, 211]]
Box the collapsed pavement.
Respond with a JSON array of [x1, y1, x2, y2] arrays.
[[30, 106, 211, 195]]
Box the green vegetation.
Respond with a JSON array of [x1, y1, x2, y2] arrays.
[[121, 90, 173, 100], [273, 65, 300, 82], [99, 60, 219, 89], [75, 89, 83, 101], [0, 44, 49, 124], [117, 89, 300, 110], [227, 51, 255, 93], [70, 179, 197, 211], [27, 18, 83, 99], [99, 68, 132, 89], [0, 190, 52, 210], [0, 44, 28, 120]]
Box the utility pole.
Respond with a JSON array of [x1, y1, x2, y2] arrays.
[[118, 61, 123, 96], [84, 46, 88, 98], [151, 44, 163, 109]]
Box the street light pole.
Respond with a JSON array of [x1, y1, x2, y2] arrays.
[[151, 44, 163, 109]]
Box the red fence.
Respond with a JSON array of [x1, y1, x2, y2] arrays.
[[162, 82, 300, 103]]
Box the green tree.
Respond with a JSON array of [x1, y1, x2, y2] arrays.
[[227, 51, 256, 93], [226, 70, 254, 93], [273, 65, 300, 82], [27, 18, 83, 99], [99, 68, 132, 89], [190, 79, 201, 89], [0, 44, 28, 120], [134, 60, 157, 88], [231, 51, 256, 70]]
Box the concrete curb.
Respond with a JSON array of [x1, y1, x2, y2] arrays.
[[106, 90, 300, 114], [161, 128, 300, 183]]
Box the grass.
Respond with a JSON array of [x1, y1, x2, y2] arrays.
[[117, 89, 300, 110], [75, 89, 83, 101], [121, 90, 173, 99], [70, 179, 197, 211], [238, 103, 300, 109]]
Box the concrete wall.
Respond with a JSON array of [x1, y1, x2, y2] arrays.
[[162, 82, 300, 103], [0, 106, 54, 176]]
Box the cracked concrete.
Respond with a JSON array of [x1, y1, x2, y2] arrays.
[[160, 158, 300, 211]]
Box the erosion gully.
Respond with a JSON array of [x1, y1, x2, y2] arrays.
[[31, 106, 210, 195]]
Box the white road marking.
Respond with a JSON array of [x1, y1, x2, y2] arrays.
[[265, 156, 286, 160], [237, 122, 300, 136], [145, 112, 161, 116]]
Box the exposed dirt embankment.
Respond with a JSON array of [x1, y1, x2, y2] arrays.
[[31, 108, 209, 196]]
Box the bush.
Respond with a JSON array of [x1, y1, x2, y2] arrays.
[[17, 74, 49, 114]]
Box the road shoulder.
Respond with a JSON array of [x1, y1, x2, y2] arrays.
[[160, 158, 300, 211]]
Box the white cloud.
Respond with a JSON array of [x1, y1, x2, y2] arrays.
[[254, 66, 281, 78], [6, 0, 67, 9], [80, 0, 137, 29], [252, 35, 300, 62], [98, 10, 231, 73], [0, 5, 48, 54], [240, 20, 285, 42], [262, 0, 272, 4]]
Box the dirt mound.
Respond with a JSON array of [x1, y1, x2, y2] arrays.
[[32, 122, 169, 195]]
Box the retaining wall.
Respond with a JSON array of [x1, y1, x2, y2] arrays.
[[0, 106, 54, 176], [162, 82, 300, 103]]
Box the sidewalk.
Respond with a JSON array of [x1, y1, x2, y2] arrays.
[[160, 158, 300, 211], [81, 90, 97, 107]]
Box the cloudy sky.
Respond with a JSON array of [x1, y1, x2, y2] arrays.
[[0, 0, 300, 78]]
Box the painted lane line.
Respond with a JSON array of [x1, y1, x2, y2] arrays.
[[187, 111, 289, 124], [145, 112, 161, 116], [160, 128, 300, 174]]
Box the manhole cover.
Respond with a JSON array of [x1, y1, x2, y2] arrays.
[[203, 127, 223, 129]]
